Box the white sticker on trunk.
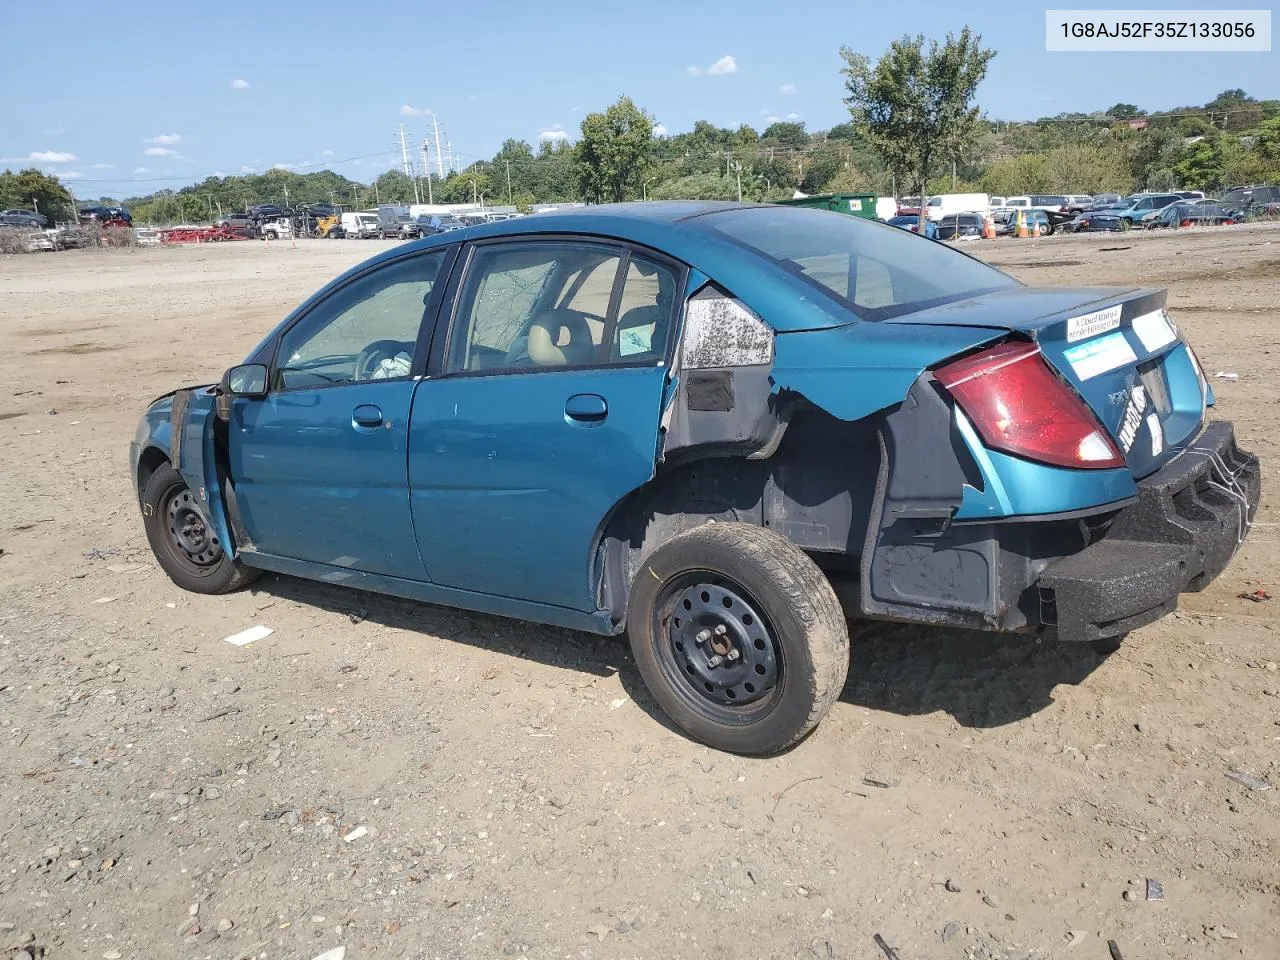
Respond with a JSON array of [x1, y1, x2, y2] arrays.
[[1062, 332, 1138, 380], [1147, 412, 1164, 456], [1117, 384, 1148, 453], [1131, 310, 1177, 353], [1066, 305, 1122, 342]]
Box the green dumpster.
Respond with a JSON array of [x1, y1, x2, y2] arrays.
[[775, 192, 878, 218]]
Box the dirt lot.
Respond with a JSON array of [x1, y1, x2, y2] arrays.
[[1, 226, 1277, 960]]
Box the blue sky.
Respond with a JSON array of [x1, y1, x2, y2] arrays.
[[0, 0, 1274, 199]]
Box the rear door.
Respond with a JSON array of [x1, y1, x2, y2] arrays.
[[408, 238, 685, 610]]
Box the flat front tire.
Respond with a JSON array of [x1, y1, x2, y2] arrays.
[[142, 463, 258, 594], [627, 522, 850, 755]]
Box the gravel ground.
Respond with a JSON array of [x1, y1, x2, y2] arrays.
[[1, 225, 1277, 960]]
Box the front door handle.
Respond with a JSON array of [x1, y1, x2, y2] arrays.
[[352, 404, 384, 428], [565, 393, 608, 423]]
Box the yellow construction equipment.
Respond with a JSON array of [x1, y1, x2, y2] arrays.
[[314, 214, 343, 239]]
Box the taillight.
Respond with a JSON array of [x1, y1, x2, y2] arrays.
[[1181, 219, 1192, 227], [935, 341, 1125, 470]]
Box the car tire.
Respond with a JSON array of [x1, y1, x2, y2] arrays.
[[142, 463, 259, 595], [627, 522, 850, 755]]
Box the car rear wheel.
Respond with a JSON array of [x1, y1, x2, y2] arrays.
[[142, 463, 259, 595], [627, 522, 849, 755]]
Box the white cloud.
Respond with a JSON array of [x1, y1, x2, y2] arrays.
[[61, 171, 84, 180], [272, 162, 296, 170], [785, 112, 801, 121], [653, 124, 668, 137], [688, 55, 738, 77], [144, 147, 180, 157], [212, 170, 225, 177], [779, 83, 797, 95], [319, 148, 335, 156], [240, 165, 257, 173], [538, 125, 569, 142], [134, 166, 149, 174], [2, 150, 79, 163], [146, 133, 183, 145], [230, 78, 250, 90], [400, 104, 432, 117]]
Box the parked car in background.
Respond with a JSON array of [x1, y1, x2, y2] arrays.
[[1001, 209, 1053, 235], [129, 201, 1260, 755], [341, 212, 382, 238], [1071, 194, 1182, 230], [886, 214, 938, 239], [1063, 195, 1094, 214], [896, 196, 922, 217], [134, 228, 162, 247], [1220, 184, 1280, 215], [988, 195, 1006, 209], [404, 213, 466, 238], [1028, 195, 1069, 213], [248, 203, 292, 221], [78, 205, 133, 226], [1148, 202, 1237, 228], [1088, 194, 1122, 209], [53, 226, 93, 249], [1, 208, 47, 227], [1001, 196, 1032, 210], [935, 212, 985, 240], [259, 218, 293, 241], [215, 212, 258, 235], [1173, 191, 1206, 201], [18, 230, 55, 251]]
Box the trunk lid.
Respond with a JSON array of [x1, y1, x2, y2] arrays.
[[892, 286, 1206, 479]]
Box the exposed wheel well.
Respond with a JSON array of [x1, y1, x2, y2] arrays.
[[136, 446, 170, 504], [595, 406, 883, 629]]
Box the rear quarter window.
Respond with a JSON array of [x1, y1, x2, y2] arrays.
[[701, 207, 1016, 321]]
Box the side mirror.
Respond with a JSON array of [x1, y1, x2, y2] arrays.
[[216, 363, 268, 422], [225, 363, 269, 397]]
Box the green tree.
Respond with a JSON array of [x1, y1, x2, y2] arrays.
[[1106, 103, 1142, 118], [0, 167, 77, 224], [841, 29, 995, 226], [761, 121, 808, 148], [573, 96, 656, 203]]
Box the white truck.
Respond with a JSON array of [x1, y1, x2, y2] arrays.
[[924, 193, 991, 221], [341, 212, 381, 239]]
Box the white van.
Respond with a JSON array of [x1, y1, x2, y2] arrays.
[[341, 212, 381, 239], [925, 193, 991, 221]]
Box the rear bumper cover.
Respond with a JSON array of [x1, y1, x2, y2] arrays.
[[1038, 420, 1260, 643]]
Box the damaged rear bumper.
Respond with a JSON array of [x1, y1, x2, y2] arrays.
[[1037, 420, 1260, 643]]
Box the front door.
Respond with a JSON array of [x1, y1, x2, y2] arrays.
[[228, 248, 452, 580], [409, 239, 684, 610]]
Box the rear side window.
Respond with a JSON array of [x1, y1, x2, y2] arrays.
[[700, 207, 1016, 321]]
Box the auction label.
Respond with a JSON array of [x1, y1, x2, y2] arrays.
[[1063, 332, 1138, 380], [1066, 305, 1122, 342], [1046, 10, 1271, 50]]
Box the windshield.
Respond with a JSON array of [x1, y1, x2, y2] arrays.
[[700, 207, 1017, 321]]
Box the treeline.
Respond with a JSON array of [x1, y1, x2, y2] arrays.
[[62, 86, 1280, 225]]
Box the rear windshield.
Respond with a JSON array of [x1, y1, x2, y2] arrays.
[[1031, 195, 1066, 205], [700, 207, 1017, 321]]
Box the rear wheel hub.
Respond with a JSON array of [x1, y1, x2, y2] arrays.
[[665, 581, 778, 706]]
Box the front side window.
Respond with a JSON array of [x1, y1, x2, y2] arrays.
[[275, 250, 447, 390], [447, 242, 680, 373], [701, 207, 1016, 321]]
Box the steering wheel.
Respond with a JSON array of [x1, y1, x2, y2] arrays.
[[354, 340, 411, 380], [506, 308, 595, 366]]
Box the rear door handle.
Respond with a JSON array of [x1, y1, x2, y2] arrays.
[[352, 404, 384, 428], [565, 393, 607, 423]]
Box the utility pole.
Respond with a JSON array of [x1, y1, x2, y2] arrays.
[[431, 114, 445, 178], [399, 123, 420, 203], [734, 162, 742, 202], [505, 159, 512, 202]]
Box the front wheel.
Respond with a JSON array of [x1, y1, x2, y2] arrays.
[[627, 522, 850, 755], [142, 463, 259, 594]]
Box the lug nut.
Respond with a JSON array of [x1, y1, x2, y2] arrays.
[[726, 649, 740, 662], [707, 654, 723, 668], [713, 624, 727, 636], [695, 629, 711, 645]]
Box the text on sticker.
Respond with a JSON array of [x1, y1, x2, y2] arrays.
[[1066, 305, 1122, 342], [1118, 384, 1148, 453]]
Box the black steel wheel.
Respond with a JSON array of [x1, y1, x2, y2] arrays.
[[628, 522, 849, 755], [141, 463, 258, 594]]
